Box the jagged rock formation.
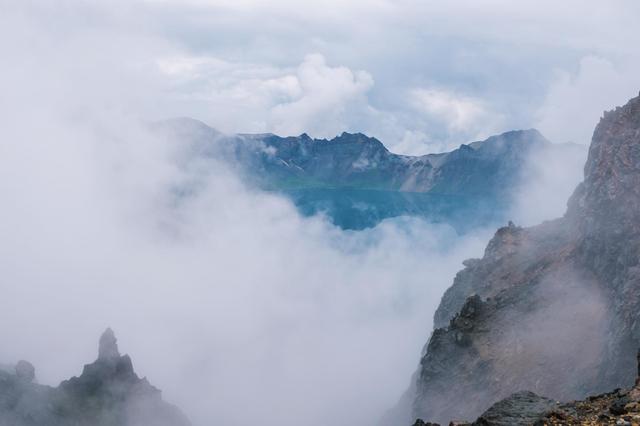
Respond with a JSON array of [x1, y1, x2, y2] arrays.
[[407, 93, 640, 424], [0, 329, 189, 426], [156, 119, 584, 231]]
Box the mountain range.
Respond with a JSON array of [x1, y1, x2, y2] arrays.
[[156, 119, 584, 232]]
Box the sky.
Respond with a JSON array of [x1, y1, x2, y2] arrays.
[[5, 0, 640, 154], [0, 1, 638, 426]]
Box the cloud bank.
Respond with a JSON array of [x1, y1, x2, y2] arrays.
[[7, 0, 639, 154], [142, 0, 640, 152]]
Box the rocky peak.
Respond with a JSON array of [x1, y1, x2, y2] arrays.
[[98, 327, 120, 361], [324, 132, 389, 154], [482, 221, 524, 261], [0, 330, 191, 426], [62, 328, 139, 394]]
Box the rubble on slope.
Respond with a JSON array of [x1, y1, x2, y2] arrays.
[[412, 350, 640, 426]]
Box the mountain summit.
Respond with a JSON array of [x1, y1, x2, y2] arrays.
[[98, 328, 120, 360]]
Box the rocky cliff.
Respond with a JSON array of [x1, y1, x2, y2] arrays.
[[408, 93, 640, 424], [0, 329, 189, 426]]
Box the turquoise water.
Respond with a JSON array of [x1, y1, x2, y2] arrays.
[[281, 188, 507, 232]]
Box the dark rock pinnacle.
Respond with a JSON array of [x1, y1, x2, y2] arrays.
[[0, 330, 191, 426], [14, 360, 35, 382], [98, 327, 120, 361]]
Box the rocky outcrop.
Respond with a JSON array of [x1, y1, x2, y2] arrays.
[[0, 329, 189, 426], [408, 93, 640, 424]]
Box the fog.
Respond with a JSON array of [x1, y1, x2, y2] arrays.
[[0, 99, 492, 425], [0, 2, 594, 426], [509, 142, 587, 227], [0, 18, 488, 422]]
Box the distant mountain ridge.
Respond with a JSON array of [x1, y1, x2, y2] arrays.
[[234, 129, 546, 193], [156, 119, 585, 231]]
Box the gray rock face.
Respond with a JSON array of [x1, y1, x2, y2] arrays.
[[0, 329, 190, 426], [409, 93, 640, 424]]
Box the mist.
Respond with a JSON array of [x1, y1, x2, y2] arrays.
[[0, 102, 493, 426], [0, 2, 596, 426], [509, 141, 587, 227], [0, 27, 489, 423]]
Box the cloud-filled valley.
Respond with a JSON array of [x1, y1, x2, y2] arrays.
[[1, 1, 636, 426], [1, 105, 494, 425]]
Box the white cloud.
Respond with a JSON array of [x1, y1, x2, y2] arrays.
[[158, 53, 373, 138], [12, 0, 639, 153], [510, 143, 588, 226], [411, 89, 487, 131], [410, 88, 504, 146], [393, 130, 435, 156], [536, 56, 640, 144], [270, 54, 374, 137]]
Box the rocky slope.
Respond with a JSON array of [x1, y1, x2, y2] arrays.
[[412, 350, 640, 425], [0, 329, 189, 426], [157, 119, 584, 231], [405, 93, 640, 425]]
